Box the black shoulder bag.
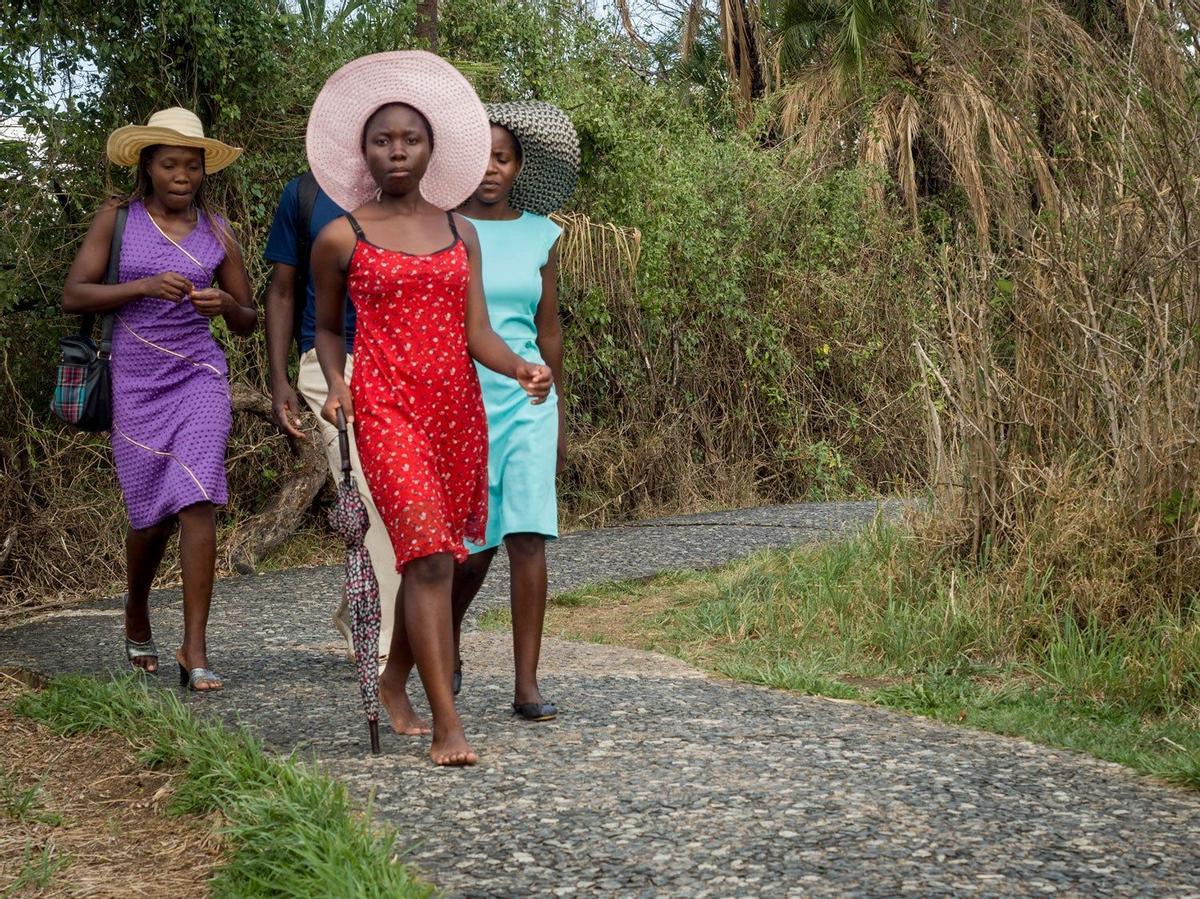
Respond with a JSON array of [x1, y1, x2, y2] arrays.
[[50, 205, 128, 432]]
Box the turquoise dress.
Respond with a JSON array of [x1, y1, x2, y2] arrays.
[[467, 212, 562, 552]]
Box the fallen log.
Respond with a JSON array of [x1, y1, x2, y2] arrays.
[[224, 383, 329, 575], [0, 442, 23, 574]]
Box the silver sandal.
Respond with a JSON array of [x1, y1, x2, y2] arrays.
[[123, 597, 158, 672], [178, 662, 223, 692], [125, 636, 159, 672]]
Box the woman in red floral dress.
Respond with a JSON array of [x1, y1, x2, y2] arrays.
[[309, 54, 551, 767]]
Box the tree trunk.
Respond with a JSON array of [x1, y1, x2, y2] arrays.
[[615, 0, 651, 49], [720, 0, 765, 125], [224, 384, 329, 575], [415, 0, 438, 53]]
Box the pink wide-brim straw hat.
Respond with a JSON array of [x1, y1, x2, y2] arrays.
[[306, 51, 490, 212]]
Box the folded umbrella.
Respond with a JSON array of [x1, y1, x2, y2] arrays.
[[327, 408, 381, 755]]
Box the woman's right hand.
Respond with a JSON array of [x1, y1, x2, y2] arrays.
[[271, 383, 307, 440], [141, 272, 195, 302], [515, 362, 553, 404], [322, 381, 354, 427]]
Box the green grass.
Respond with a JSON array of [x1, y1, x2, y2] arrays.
[[476, 608, 513, 631], [3, 842, 70, 897], [14, 676, 433, 899], [0, 773, 62, 826], [523, 522, 1200, 788]]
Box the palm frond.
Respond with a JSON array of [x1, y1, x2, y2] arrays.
[[551, 211, 642, 305], [774, 64, 857, 166], [680, 0, 705, 62], [329, 0, 369, 31], [772, 0, 839, 69], [837, 0, 908, 74], [895, 91, 920, 221], [767, 0, 918, 78]]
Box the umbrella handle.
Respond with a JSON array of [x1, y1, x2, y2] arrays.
[[336, 407, 352, 484]]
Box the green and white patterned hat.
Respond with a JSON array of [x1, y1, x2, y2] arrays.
[[484, 101, 579, 216]]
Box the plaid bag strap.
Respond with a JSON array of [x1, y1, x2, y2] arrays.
[[80, 204, 128, 347]]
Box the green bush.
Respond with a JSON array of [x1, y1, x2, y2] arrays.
[[1, 0, 931, 608]]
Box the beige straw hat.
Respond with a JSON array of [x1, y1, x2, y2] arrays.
[[106, 108, 242, 173]]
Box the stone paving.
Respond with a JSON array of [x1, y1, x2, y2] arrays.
[[3, 501, 1200, 897]]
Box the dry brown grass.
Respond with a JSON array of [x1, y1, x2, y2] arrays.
[[798, 0, 1200, 617], [552, 211, 642, 305], [768, 0, 1171, 245], [0, 670, 221, 897], [913, 33, 1200, 616], [545, 579, 691, 647]]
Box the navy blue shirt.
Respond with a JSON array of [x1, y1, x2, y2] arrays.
[[263, 176, 355, 354]]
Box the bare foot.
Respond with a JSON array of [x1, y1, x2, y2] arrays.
[[430, 727, 478, 767], [379, 671, 431, 735]]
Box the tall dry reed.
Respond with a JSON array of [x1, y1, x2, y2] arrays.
[[916, 2, 1200, 618]]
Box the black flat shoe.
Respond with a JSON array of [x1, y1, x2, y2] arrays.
[[512, 701, 557, 721]]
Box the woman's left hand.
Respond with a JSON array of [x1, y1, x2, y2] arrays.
[[189, 287, 230, 318], [516, 363, 553, 404]]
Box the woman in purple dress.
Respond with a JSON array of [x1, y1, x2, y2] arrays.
[[63, 108, 257, 691]]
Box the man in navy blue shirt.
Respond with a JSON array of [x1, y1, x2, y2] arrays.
[[264, 174, 399, 670]]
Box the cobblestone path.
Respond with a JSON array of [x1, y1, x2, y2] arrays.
[[3, 503, 1198, 897]]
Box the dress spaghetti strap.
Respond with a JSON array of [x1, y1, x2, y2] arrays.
[[345, 212, 460, 256]]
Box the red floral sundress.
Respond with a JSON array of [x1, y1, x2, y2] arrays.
[[345, 212, 488, 572]]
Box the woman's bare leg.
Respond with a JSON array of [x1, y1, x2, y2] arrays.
[[403, 553, 476, 766], [175, 503, 219, 689], [378, 577, 431, 735], [124, 518, 177, 672], [450, 548, 497, 689], [505, 534, 548, 706]]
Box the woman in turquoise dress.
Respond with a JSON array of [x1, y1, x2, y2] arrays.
[[451, 101, 579, 720]]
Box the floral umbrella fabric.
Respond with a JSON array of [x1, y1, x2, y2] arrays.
[[327, 411, 382, 755]]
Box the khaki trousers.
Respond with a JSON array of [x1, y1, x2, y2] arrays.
[[297, 349, 398, 659]]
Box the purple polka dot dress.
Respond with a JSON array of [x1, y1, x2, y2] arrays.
[[109, 200, 231, 529]]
